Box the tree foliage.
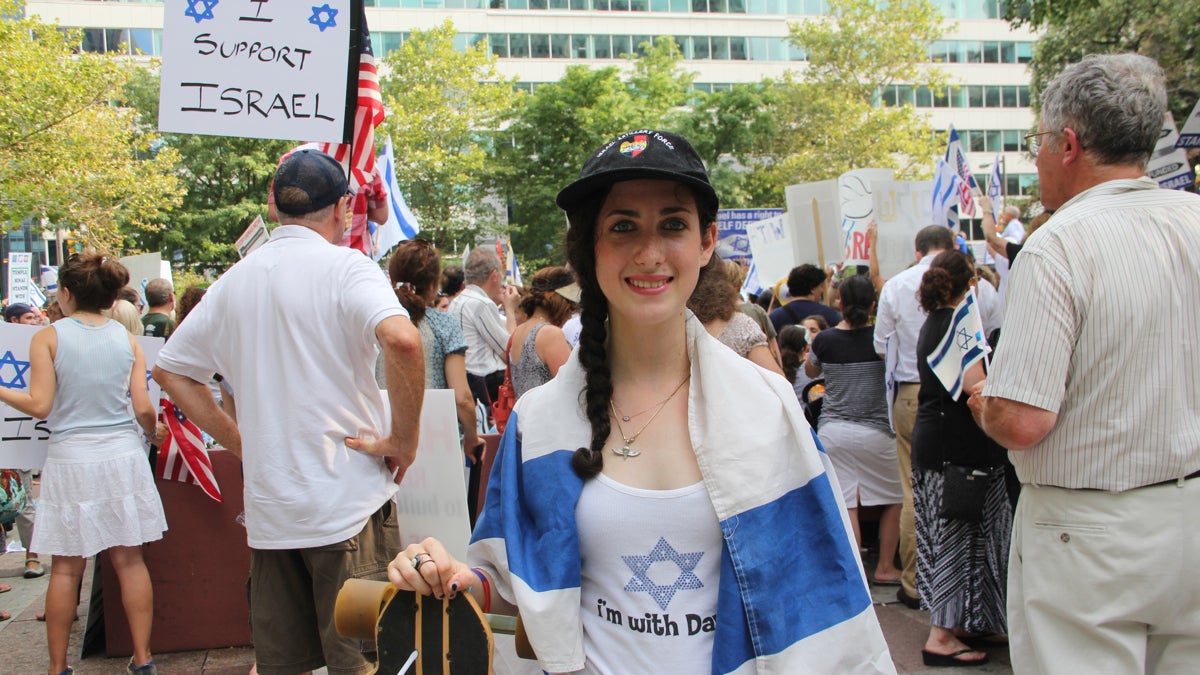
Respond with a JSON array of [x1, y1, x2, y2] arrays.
[[1011, 0, 1199, 124], [0, 2, 181, 249], [377, 21, 520, 250], [118, 67, 291, 273]]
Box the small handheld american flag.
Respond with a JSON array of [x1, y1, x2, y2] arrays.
[[156, 398, 222, 502]]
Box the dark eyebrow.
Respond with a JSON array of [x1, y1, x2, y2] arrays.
[[603, 206, 694, 218]]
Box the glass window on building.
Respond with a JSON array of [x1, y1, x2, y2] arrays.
[[1003, 129, 1021, 151], [611, 0, 630, 10], [631, 0, 650, 9], [1017, 86, 1031, 107], [510, 33, 531, 57], [881, 85, 898, 107], [694, 35, 711, 59], [928, 40, 948, 63], [530, 34, 550, 57], [592, 0, 609, 8], [787, 41, 805, 61], [968, 130, 986, 152], [594, 34, 613, 58], [651, 0, 669, 8], [674, 35, 693, 58], [915, 86, 934, 108], [999, 41, 1015, 63], [711, 35, 730, 60], [728, 0, 747, 12], [1002, 85, 1018, 107], [612, 35, 632, 56], [985, 130, 1001, 151], [1016, 41, 1033, 64], [128, 28, 159, 56], [550, 34, 571, 57], [710, 0, 729, 12], [669, 0, 691, 11], [489, 33, 509, 57], [571, 34, 590, 58], [933, 87, 950, 107], [730, 36, 748, 60], [967, 85, 983, 107], [803, 0, 827, 13], [985, 85, 1001, 107], [948, 85, 969, 108], [982, 41, 1000, 63], [896, 85, 915, 106], [530, 0, 549, 8]]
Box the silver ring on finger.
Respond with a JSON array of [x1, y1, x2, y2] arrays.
[[412, 554, 432, 572]]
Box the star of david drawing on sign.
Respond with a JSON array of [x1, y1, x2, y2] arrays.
[[0, 350, 31, 389], [309, 3, 339, 31], [184, 0, 218, 23], [622, 537, 704, 611]]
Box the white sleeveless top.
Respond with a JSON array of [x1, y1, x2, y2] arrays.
[[47, 318, 136, 440], [573, 473, 722, 674]]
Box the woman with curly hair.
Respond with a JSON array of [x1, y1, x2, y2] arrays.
[[383, 130, 893, 673], [508, 266, 578, 398]]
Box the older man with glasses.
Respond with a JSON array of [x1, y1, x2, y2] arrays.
[[970, 54, 1200, 674]]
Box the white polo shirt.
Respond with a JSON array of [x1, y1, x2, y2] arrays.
[[156, 225, 406, 549]]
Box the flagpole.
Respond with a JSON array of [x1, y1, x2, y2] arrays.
[[1001, 155, 1007, 202]]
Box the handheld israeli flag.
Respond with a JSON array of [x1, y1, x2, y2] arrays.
[[945, 127, 978, 217], [740, 259, 764, 297], [926, 288, 990, 400], [27, 279, 47, 309], [373, 138, 420, 261], [503, 236, 522, 287], [39, 265, 58, 294], [931, 157, 961, 229], [987, 153, 1003, 221]]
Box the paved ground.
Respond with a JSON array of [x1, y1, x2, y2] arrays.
[[1, 547, 1011, 674]]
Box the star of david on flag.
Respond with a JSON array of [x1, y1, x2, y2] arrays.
[[157, 398, 222, 502], [926, 288, 990, 400]]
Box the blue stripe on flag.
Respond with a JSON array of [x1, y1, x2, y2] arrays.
[[381, 149, 419, 240], [711, 473, 871, 672], [928, 294, 974, 367], [471, 411, 584, 593]]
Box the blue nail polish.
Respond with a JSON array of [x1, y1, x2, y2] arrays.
[[450, 582, 459, 591]]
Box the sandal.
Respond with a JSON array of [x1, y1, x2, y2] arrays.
[[24, 560, 45, 578], [0, 583, 11, 593], [0, 609, 11, 621], [922, 648, 989, 667]]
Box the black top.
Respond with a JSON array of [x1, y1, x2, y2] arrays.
[[910, 307, 1006, 471], [769, 300, 842, 334], [809, 327, 891, 434], [1006, 241, 1022, 262]]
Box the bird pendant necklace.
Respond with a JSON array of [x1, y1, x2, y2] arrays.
[[609, 375, 690, 459]]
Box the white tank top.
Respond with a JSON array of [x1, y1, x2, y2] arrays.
[[574, 472, 722, 675]]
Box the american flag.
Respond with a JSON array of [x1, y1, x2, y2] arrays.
[[944, 126, 979, 217], [156, 398, 222, 502], [319, 8, 385, 256]]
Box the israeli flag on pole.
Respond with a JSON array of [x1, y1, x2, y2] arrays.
[[28, 280, 47, 309], [741, 259, 764, 297], [372, 137, 420, 261], [945, 126, 978, 217], [987, 153, 1003, 221], [926, 288, 990, 400], [931, 157, 961, 229], [504, 236, 522, 287]]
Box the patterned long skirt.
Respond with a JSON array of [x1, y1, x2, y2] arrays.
[[913, 466, 1012, 634]]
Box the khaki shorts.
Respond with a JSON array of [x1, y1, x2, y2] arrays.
[[250, 501, 400, 675]]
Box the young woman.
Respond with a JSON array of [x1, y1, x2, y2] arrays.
[[385, 239, 484, 462], [804, 275, 903, 585], [386, 130, 894, 673], [911, 251, 1011, 668], [0, 252, 166, 675]]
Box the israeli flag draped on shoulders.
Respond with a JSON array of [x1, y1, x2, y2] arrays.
[[926, 288, 990, 400], [470, 314, 895, 674]]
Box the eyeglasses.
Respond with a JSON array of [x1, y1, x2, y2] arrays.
[[1024, 131, 1055, 157]]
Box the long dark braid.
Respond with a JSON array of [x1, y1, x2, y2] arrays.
[[565, 193, 611, 479]]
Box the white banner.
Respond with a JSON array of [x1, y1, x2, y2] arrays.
[[872, 180, 936, 279], [839, 169, 895, 267], [8, 252, 32, 306], [389, 389, 472, 561], [745, 215, 796, 293], [159, 0, 353, 143], [0, 323, 164, 469], [784, 180, 843, 271]]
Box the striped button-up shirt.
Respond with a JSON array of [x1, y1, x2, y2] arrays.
[[984, 178, 1200, 490]]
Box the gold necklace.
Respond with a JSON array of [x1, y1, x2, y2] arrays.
[[611, 388, 683, 423], [608, 375, 690, 459]]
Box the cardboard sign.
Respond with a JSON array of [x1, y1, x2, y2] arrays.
[[390, 389, 472, 561], [159, 0, 355, 143], [235, 215, 270, 258], [745, 215, 796, 292], [839, 168, 894, 267], [120, 252, 167, 307], [716, 209, 783, 266], [784, 180, 843, 270], [0, 323, 164, 469], [1148, 112, 1195, 190], [872, 180, 936, 279], [1178, 99, 1200, 149], [8, 252, 32, 306]]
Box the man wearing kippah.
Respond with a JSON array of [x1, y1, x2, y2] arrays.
[[154, 149, 425, 675], [972, 54, 1200, 673]]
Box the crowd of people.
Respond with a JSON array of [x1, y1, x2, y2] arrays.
[[1, 52, 1197, 675]]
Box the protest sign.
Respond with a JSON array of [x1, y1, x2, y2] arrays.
[[1148, 113, 1195, 190], [159, 0, 355, 143], [7, 252, 32, 306], [745, 215, 795, 291], [784, 180, 842, 270], [839, 169, 894, 267], [0, 323, 164, 469], [872, 180, 936, 279], [235, 215, 270, 258], [120, 252, 166, 306], [390, 389, 472, 561], [716, 209, 783, 266], [1178, 99, 1200, 149]]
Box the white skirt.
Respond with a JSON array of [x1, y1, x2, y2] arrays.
[[818, 419, 904, 509], [31, 428, 168, 557]]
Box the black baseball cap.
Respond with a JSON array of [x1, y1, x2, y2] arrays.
[[272, 149, 348, 217], [555, 130, 718, 213]]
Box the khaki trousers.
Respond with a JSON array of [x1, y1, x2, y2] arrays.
[[1009, 479, 1200, 674], [893, 383, 920, 598]]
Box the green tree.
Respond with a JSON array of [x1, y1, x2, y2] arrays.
[[763, 0, 946, 198], [377, 21, 519, 250], [0, 3, 181, 249], [497, 37, 693, 268], [1004, 0, 1199, 124], [118, 67, 291, 273]]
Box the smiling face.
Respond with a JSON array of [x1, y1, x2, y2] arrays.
[[593, 179, 716, 329]]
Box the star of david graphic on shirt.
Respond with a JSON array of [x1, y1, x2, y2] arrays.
[[622, 537, 704, 611]]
